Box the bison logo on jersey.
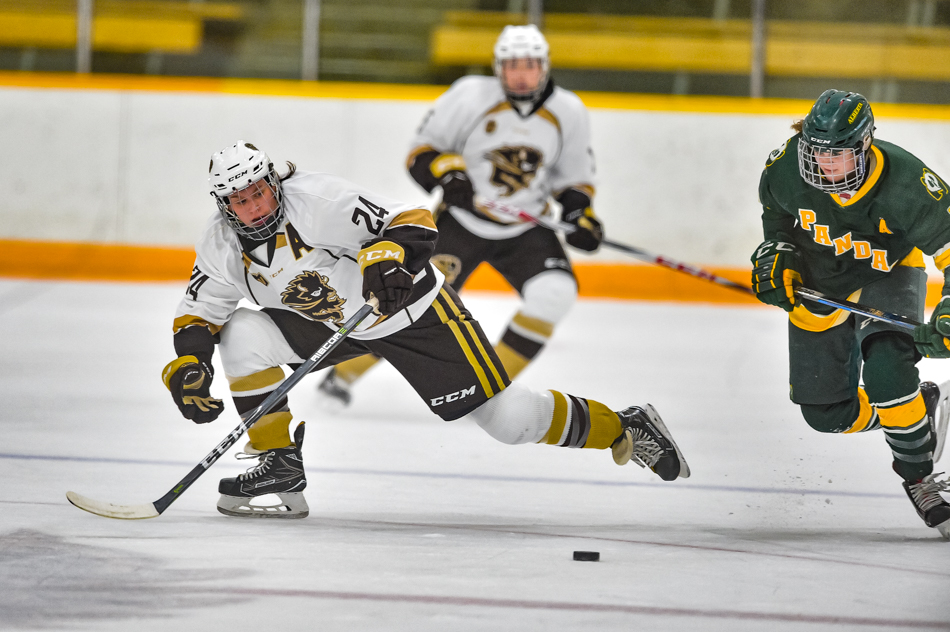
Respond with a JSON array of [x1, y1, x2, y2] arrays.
[[431, 253, 463, 285], [281, 271, 346, 323], [485, 146, 543, 197]]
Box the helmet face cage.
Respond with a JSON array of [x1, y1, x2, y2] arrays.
[[797, 138, 867, 193], [493, 25, 550, 103], [796, 89, 874, 194], [215, 168, 284, 241], [208, 142, 284, 241]]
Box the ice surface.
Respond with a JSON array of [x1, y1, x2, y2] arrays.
[[1, 279, 949, 631]]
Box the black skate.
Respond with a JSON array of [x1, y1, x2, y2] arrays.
[[317, 368, 351, 409], [902, 473, 950, 539], [611, 404, 690, 481], [921, 381, 950, 462], [217, 421, 309, 518]]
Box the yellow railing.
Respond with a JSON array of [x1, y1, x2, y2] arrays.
[[432, 11, 950, 81], [0, 1, 243, 54]]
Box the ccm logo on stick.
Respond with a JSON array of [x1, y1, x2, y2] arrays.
[[431, 385, 476, 406]]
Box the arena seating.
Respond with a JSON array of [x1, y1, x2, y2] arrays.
[[0, 1, 243, 54], [431, 11, 950, 81]]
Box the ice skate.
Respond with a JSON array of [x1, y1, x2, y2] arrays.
[[902, 473, 950, 539], [921, 380, 950, 462], [217, 421, 309, 518], [611, 404, 690, 480], [316, 368, 351, 410]]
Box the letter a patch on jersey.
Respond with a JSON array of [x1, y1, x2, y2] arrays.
[[879, 218, 893, 234]]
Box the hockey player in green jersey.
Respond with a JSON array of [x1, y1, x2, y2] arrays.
[[752, 89, 950, 538]]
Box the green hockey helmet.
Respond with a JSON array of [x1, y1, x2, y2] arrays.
[[797, 89, 875, 193]]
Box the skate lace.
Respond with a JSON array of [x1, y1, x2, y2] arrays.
[[235, 451, 274, 481], [628, 427, 663, 469], [908, 473, 950, 512]]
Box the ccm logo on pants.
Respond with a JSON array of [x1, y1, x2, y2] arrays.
[[431, 385, 476, 406]]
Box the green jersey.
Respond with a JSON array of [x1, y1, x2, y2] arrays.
[[759, 134, 950, 297]]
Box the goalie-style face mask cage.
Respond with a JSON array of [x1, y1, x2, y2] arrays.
[[209, 141, 284, 241], [797, 89, 875, 194]]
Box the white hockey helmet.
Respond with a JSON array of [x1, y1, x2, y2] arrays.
[[493, 24, 550, 102], [208, 141, 284, 241]]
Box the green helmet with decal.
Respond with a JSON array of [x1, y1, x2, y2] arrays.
[[798, 89, 875, 193]]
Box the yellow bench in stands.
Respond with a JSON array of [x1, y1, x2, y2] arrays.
[[0, 0, 243, 54], [432, 11, 950, 81]]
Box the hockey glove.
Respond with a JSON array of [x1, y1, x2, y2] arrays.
[[563, 207, 604, 252], [362, 259, 414, 316], [439, 170, 476, 214], [162, 355, 224, 423], [751, 240, 803, 312], [914, 296, 950, 358]]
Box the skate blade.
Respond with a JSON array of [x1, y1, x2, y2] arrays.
[[643, 404, 691, 479], [934, 380, 950, 463], [937, 520, 950, 541], [216, 492, 309, 519]]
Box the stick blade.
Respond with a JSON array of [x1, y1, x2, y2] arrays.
[[66, 491, 160, 520]]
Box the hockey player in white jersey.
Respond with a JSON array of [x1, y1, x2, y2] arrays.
[[319, 24, 603, 406], [162, 141, 688, 518]]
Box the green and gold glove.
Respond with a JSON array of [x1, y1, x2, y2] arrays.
[[751, 240, 803, 312], [914, 297, 950, 358]]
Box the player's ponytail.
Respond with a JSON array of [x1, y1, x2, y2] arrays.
[[280, 161, 297, 181]]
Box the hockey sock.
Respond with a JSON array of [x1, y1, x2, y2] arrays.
[[878, 391, 934, 480], [842, 388, 881, 433], [333, 354, 381, 384], [495, 311, 554, 379], [537, 391, 621, 449], [227, 366, 293, 451], [247, 411, 294, 451]]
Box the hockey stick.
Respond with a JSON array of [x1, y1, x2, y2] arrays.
[[475, 197, 752, 294], [793, 287, 920, 331], [66, 298, 379, 520], [473, 198, 924, 331]]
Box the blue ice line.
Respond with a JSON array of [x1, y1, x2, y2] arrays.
[[0, 451, 904, 499]]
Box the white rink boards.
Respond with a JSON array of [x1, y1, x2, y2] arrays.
[[3, 81, 950, 269], [2, 278, 950, 631]]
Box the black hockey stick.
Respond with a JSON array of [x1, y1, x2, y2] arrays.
[[66, 298, 379, 520], [475, 197, 752, 294], [474, 198, 924, 331], [793, 287, 920, 331]]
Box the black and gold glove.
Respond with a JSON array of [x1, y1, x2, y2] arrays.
[[429, 152, 476, 213], [563, 206, 604, 252], [439, 170, 476, 214], [359, 240, 414, 316], [162, 355, 224, 423], [751, 240, 803, 312], [363, 260, 413, 315]]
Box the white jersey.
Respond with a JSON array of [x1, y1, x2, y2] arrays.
[[174, 172, 443, 341], [414, 75, 595, 240]]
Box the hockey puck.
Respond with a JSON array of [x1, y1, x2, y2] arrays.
[[573, 550, 600, 562]]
